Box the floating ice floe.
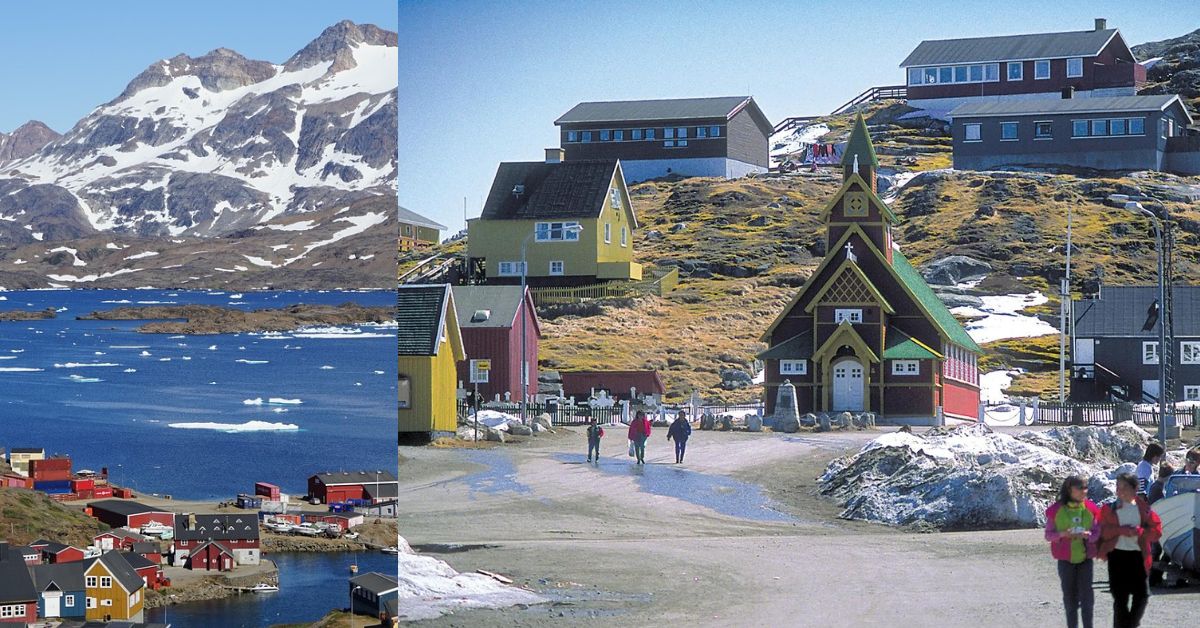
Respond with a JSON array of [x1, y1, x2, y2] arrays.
[[140, 351, 152, 357], [320, 365, 334, 370], [0, 367, 43, 372], [53, 362, 120, 368], [399, 535, 545, 621], [208, 345, 217, 350], [268, 397, 302, 405], [292, 325, 392, 339], [236, 359, 269, 365], [123, 368, 137, 373], [67, 374, 102, 383], [166, 420, 300, 433]]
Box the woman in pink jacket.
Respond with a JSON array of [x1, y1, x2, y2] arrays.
[[1044, 475, 1101, 628], [627, 410, 652, 465]]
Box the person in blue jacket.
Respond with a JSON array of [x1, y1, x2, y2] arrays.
[[667, 411, 692, 464]]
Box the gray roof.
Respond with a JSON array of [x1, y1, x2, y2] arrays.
[[555, 96, 754, 125], [351, 571, 399, 595], [88, 500, 170, 518], [757, 331, 813, 360], [313, 470, 398, 486], [949, 94, 1188, 119], [901, 28, 1119, 66], [365, 483, 398, 500], [173, 514, 260, 542], [480, 160, 627, 223], [398, 206, 447, 231], [118, 552, 157, 570], [1074, 285, 1200, 337], [31, 561, 86, 592], [398, 284, 452, 356], [84, 552, 144, 594], [451, 286, 529, 329], [0, 547, 37, 602]]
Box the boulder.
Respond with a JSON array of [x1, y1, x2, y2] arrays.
[[669, 222, 688, 233], [720, 415, 733, 431], [745, 414, 763, 432], [534, 414, 554, 432], [800, 413, 818, 427], [508, 423, 533, 437], [774, 416, 800, 433], [700, 413, 717, 431], [484, 427, 507, 443], [922, 255, 993, 286], [836, 412, 853, 429], [817, 413, 831, 432]]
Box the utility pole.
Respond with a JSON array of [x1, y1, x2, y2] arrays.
[[1059, 201, 1072, 403]]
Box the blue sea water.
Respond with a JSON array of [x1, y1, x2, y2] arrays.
[[144, 551, 397, 627], [0, 289, 396, 501]]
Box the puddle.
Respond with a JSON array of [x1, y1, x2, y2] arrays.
[[555, 453, 795, 522], [456, 449, 533, 497]]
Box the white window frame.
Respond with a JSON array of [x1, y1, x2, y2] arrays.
[[65, 595, 75, 607], [1181, 341, 1200, 364], [398, 375, 411, 410], [676, 127, 688, 139], [620, 226, 627, 247], [549, 260, 564, 276], [534, 221, 581, 242], [1143, 341, 1160, 365], [604, 223, 611, 244], [710, 125, 721, 137], [610, 188, 620, 209], [1071, 120, 1089, 137], [102, 599, 112, 607], [1007, 61, 1023, 81], [834, 308, 863, 324], [100, 576, 112, 588], [86, 598, 96, 609], [892, 360, 920, 375], [907, 67, 923, 86], [86, 575, 97, 587], [0, 605, 26, 619], [496, 261, 526, 277], [1067, 57, 1083, 78], [1034, 120, 1053, 140], [1034, 59, 1051, 80], [963, 123, 981, 142], [1000, 121, 1019, 141], [779, 360, 807, 375], [469, 360, 490, 384], [1185, 386, 1200, 402], [1128, 117, 1145, 135]]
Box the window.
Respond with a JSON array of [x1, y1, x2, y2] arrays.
[[892, 360, 919, 375], [610, 188, 620, 209], [964, 123, 981, 142], [496, 261, 526, 276], [1000, 122, 1019, 140], [599, 130, 610, 141], [567, 131, 578, 142], [469, 360, 489, 383], [664, 128, 675, 139], [696, 127, 708, 138], [834, 309, 863, 324], [549, 260, 564, 276], [1072, 120, 1089, 137], [984, 63, 1000, 81], [663, 140, 675, 147], [677, 139, 688, 147], [1143, 341, 1160, 365], [1110, 118, 1127, 135], [1007, 61, 1023, 81], [780, 360, 807, 375], [924, 67, 938, 84], [844, 191, 867, 216], [1067, 57, 1083, 78], [676, 127, 688, 139], [710, 126, 721, 137], [938, 67, 952, 83], [1034, 59, 1050, 79], [908, 68, 923, 86], [100, 576, 111, 588], [0, 606, 27, 619], [65, 595, 74, 606], [1182, 341, 1200, 364], [613, 129, 624, 141], [1091, 119, 1108, 136], [581, 131, 592, 143], [398, 375, 411, 409], [86, 576, 97, 587], [604, 223, 611, 243], [535, 221, 581, 242], [645, 128, 656, 140], [1034, 121, 1053, 139], [969, 65, 983, 82], [620, 226, 627, 247], [102, 600, 112, 607], [1186, 386, 1200, 402], [954, 66, 968, 82], [1129, 118, 1144, 135], [632, 129, 642, 140]]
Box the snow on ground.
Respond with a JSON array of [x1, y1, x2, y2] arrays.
[[49, 246, 86, 267], [283, 211, 388, 266], [952, 292, 1058, 344], [819, 422, 1150, 530], [400, 535, 546, 622], [980, 369, 1023, 404], [769, 122, 830, 159], [47, 268, 143, 283], [124, 251, 159, 260]]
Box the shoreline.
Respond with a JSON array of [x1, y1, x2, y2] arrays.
[[75, 303, 393, 334]]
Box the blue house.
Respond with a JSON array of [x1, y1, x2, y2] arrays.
[[31, 562, 86, 619], [350, 572, 398, 620]]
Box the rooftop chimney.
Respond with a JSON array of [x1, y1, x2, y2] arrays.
[[1062, 86, 1075, 99], [1094, 18, 1107, 31], [545, 147, 565, 164]]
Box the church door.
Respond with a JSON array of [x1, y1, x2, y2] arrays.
[[832, 358, 864, 411]]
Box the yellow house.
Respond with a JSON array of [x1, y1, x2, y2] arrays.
[[83, 552, 145, 622], [8, 447, 44, 477], [399, 205, 447, 252], [466, 153, 641, 285], [399, 284, 466, 441]]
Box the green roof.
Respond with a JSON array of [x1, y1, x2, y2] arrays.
[[882, 328, 939, 360], [758, 331, 813, 360], [841, 114, 878, 170], [890, 250, 983, 354]]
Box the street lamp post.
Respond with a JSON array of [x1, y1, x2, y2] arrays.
[[350, 584, 361, 628], [1132, 203, 1170, 445], [520, 224, 582, 424]]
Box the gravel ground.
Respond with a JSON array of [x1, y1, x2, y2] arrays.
[[400, 426, 1200, 626]]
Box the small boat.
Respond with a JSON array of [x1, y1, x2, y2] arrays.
[[380, 546, 399, 555], [1152, 474, 1200, 573], [249, 583, 279, 593]]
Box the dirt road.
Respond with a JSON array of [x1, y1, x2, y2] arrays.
[[400, 427, 1200, 626]]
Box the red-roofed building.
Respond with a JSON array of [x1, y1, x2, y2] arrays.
[[560, 370, 666, 404]]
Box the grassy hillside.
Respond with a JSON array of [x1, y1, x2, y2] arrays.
[[0, 489, 108, 546]]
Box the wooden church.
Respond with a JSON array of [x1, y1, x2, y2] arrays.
[[759, 114, 982, 423]]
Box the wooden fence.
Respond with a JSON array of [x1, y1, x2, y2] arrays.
[[529, 268, 680, 306], [458, 401, 621, 426]]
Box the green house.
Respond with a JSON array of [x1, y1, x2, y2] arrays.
[[467, 155, 641, 285]]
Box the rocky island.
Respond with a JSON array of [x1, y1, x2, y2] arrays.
[[77, 303, 393, 334], [0, 307, 57, 321]]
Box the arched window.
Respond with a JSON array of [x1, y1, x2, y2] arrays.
[[399, 375, 411, 409]]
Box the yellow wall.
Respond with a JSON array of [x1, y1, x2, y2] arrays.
[[84, 561, 144, 621], [9, 451, 44, 476], [399, 298, 465, 436]]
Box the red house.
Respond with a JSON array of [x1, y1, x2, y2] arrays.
[[451, 285, 541, 404], [94, 529, 150, 552], [760, 115, 981, 424], [120, 552, 166, 589], [185, 541, 234, 572], [560, 370, 666, 404], [172, 514, 261, 567], [86, 500, 174, 530], [130, 542, 163, 566], [308, 471, 398, 504], [29, 541, 84, 564], [901, 19, 1145, 113], [0, 543, 37, 624]]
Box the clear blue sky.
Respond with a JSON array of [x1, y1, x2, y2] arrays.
[[0, 1, 396, 133], [400, 0, 1199, 234]]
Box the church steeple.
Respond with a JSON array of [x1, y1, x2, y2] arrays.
[[841, 113, 878, 191]]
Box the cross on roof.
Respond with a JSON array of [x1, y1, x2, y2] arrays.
[[845, 242, 857, 262]]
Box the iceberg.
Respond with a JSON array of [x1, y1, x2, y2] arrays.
[[167, 420, 300, 433]]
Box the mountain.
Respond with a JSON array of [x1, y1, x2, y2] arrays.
[[0, 20, 396, 289], [1133, 27, 1200, 108]]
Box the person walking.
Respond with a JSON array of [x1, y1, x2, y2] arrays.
[[667, 411, 692, 464], [1099, 472, 1163, 628], [627, 410, 652, 465], [1045, 475, 1101, 628], [1135, 443, 1164, 496], [585, 418, 604, 463]]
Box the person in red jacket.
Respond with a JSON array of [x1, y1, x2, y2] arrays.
[[1098, 472, 1163, 628], [1044, 475, 1101, 628], [627, 410, 652, 464]]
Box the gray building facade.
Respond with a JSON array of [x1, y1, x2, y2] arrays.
[[949, 94, 1197, 173]]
